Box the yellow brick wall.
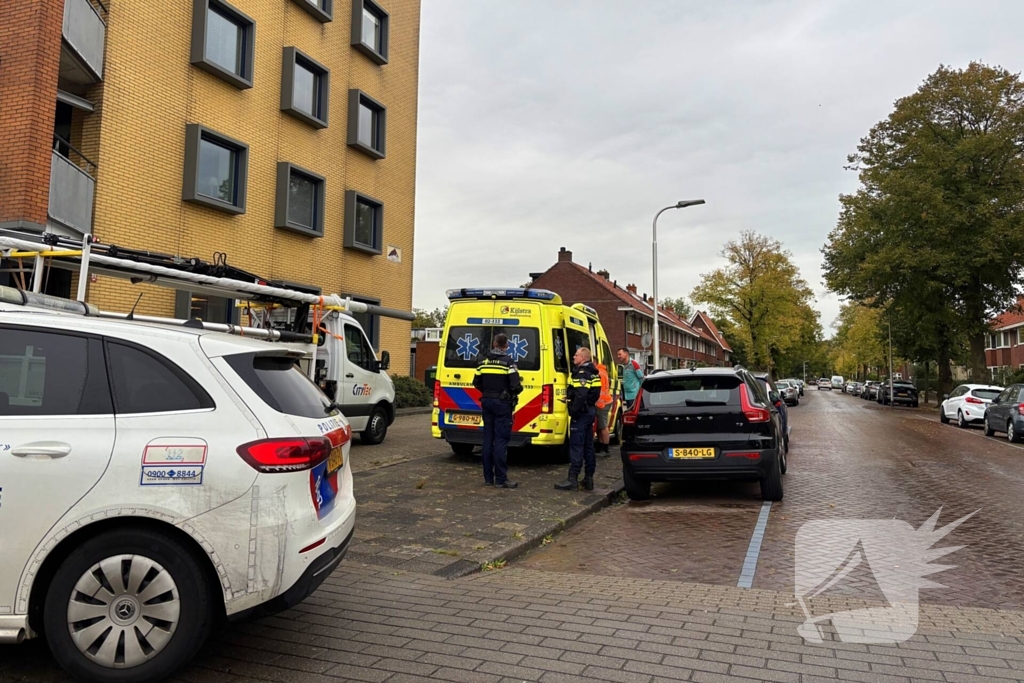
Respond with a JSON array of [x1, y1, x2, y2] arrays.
[[86, 0, 420, 374]]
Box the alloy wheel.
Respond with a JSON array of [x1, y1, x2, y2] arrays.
[[66, 554, 180, 668]]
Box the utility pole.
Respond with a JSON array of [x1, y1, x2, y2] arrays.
[[802, 360, 808, 385], [888, 318, 894, 408]]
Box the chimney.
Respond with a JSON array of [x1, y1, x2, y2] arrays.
[[626, 283, 637, 294], [643, 293, 648, 302], [557, 247, 573, 263], [596, 269, 610, 280]]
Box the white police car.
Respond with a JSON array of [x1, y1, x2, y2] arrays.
[[0, 288, 355, 682]]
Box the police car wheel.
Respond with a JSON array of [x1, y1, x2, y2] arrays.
[[44, 528, 213, 683], [361, 407, 388, 445]]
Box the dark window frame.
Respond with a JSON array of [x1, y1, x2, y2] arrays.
[[281, 47, 330, 129], [341, 293, 380, 348], [347, 89, 386, 159], [274, 162, 326, 237], [104, 339, 215, 414], [189, 0, 255, 89], [290, 0, 332, 23], [343, 189, 383, 255], [182, 123, 249, 214], [350, 0, 389, 65], [344, 322, 376, 372]]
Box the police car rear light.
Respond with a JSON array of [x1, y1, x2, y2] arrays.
[[236, 437, 332, 473], [300, 537, 326, 554], [541, 384, 554, 413]]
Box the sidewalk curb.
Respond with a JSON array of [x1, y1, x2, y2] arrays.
[[396, 406, 434, 416], [438, 477, 626, 579]]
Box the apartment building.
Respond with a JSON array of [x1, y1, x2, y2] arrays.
[[984, 296, 1024, 382], [529, 247, 732, 370], [0, 0, 420, 372]]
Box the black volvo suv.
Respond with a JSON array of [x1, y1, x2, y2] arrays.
[[620, 366, 786, 502]]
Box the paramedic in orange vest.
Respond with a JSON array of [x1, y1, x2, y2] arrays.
[[594, 358, 613, 455]]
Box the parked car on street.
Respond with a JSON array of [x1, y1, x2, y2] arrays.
[[877, 380, 919, 406], [831, 375, 845, 390], [817, 378, 831, 390], [620, 367, 786, 502], [786, 379, 805, 396], [776, 380, 800, 406], [940, 384, 1003, 428], [0, 287, 356, 683], [863, 381, 880, 400], [983, 384, 1024, 442]]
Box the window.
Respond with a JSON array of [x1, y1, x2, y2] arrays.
[[107, 342, 213, 414], [347, 89, 386, 159], [345, 324, 376, 371], [281, 47, 330, 129], [552, 329, 568, 374], [344, 295, 380, 348], [225, 353, 330, 418], [444, 326, 542, 372], [344, 190, 383, 255], [183, 123, 249, 214], [1004, 332, 1014, 348], [351, 0, 388, 65], [643, 375, 741, 408], [291, 0, 332, 22], [274, 162, 325, 237], [565, 328, 591, 359], [190, 0, 255, 89], [0, 329, 110, 416], [1018, 329, 1024, 345]]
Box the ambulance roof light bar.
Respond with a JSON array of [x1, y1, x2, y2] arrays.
[[445, 288, 559, 302]]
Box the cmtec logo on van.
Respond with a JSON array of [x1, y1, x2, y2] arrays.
[[353, 383, 372, 396]]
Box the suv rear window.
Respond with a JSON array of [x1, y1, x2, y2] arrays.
[[643, 375, 741, 407], [225, 353, 331, 419]]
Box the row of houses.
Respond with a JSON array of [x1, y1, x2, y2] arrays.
[[411, 247, 731, 381]]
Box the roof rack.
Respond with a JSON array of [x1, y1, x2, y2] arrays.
[[0, 232, 415, 323]]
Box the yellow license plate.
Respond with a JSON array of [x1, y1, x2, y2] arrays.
[[327, 446, 344, 474], [671, 447, 716, 459], [449, 413, 482, 426]]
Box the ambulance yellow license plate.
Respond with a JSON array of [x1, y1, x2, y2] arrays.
[[327, 446, 344, 474], [670, 447, 716, 459], [449, 413, 483, 426]]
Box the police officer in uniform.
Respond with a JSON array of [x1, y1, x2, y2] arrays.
[[555, 347, 602, 491], [473, 333, 522, 488]]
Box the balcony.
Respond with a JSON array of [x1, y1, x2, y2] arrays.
[[48, 137, 96, 235], [60, 0, 106, 84]]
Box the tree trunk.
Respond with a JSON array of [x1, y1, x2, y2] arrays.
[[937, 350, 953, 399], [969, 333, 988, 384], [923, 360, 929, 405]]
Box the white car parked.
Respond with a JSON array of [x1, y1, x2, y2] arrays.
[[0, 288, 356, 682], [939, 383, 1004, 428]]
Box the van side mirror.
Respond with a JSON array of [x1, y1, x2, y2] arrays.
[[378, 350, 391, 372]]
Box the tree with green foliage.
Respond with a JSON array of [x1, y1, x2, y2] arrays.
[[412, 306, 447, 329], [659, 297, 693, 320], [823, 62, 1024, 392], [691, 231, 816, 372]]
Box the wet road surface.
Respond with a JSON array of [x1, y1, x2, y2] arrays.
[[519, 389, 1024, 610]]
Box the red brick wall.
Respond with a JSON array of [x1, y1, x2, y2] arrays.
[[413, 341, 440, 383], [0, 0, 64, 228]]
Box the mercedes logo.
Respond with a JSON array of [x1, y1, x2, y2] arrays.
[[115, 600, 136, 621]]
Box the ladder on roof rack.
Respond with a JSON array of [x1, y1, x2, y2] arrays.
[[0, 232, 415, 322]]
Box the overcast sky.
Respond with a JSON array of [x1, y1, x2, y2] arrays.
[[412, 0, 1024, 336]]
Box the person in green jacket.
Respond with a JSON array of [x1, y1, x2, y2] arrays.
[[617, 347, 644, 410]]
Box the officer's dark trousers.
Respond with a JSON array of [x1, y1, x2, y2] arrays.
[[481, 398, 513, 484], [568, 409, 596, 480]]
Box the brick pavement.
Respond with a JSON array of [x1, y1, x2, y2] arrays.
[[7, 561, 1024, 683]]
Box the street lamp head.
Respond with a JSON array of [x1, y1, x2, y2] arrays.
[[676, 199, 705, 208]]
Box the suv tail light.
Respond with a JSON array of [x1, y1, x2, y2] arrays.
[[541, 384, 554, 413], [237, 437, 332, 473], [433, 380, 440, 408], [740, 385, 771, 423], [965, 396, 983, 405], [1018, 403, 1024, 417], [622, 397, 642, 426]]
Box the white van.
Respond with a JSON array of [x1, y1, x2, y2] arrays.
[[831, 375, 845, 390]]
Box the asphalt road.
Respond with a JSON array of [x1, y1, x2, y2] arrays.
[[520, 388, 1024, 611]]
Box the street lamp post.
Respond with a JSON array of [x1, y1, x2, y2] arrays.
[[803, 360, 808, 385], [652, 199, 705, 369], [887, 318, 894, 408]]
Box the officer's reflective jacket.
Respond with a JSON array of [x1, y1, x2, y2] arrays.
[[567, 361, 601, 418], [473, 350, 523, 401]]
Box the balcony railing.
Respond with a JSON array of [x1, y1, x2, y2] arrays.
[[49, 135, 96, 234], [62, 0, 106, 82]]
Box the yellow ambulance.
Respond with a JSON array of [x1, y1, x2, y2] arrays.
[[431, 288, 621, 454]]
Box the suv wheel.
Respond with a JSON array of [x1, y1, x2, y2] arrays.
[[1009, 420, 1022, 444], [622, 466, 651, 501], [44, 528, 213, 683], [957, 411, 968, 429], [984, 418, 995, 437], [760, 453, 784, 501], [361, 406, 388, 445], [780, 442, 788, 475], [450, 442, 475, 456]]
